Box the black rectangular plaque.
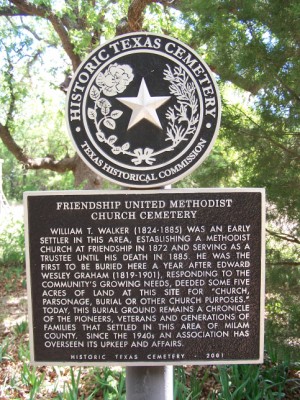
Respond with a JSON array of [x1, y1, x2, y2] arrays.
[[25, 189, 265, 365]]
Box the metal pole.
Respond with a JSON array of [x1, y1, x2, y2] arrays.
[[125, 185, 173, 399], [126, 366, 173, 400]]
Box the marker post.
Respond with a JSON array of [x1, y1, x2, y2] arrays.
[[126, 366, 173, 400], [125, 185, 173, 400]]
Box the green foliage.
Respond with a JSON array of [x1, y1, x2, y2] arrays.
[[174, 366, 209, 399], [61, 0, 131, 57], [18, 342, 31, 361], [21, 363, 45, 400], [56, 368, 83, 400], [0, 212, 25, 266], [265, 263, 300, 362], [0, 6, 74, 199], [13, 320, 28, 336], [91, 367, 126, 399], [214, 363, 292, 399], [1, 160, 75, 201], [180, 0, 300, 224], [0, 339, 9, 362]]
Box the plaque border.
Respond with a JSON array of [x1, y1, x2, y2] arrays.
[[24, 188, 265, 366]]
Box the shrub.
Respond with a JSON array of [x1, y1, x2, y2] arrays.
[[0, 211, 25, 267]]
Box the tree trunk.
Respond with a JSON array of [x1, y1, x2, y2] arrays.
[[73, 155, 104, 190]]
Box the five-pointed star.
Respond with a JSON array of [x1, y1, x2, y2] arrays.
[[117, 78, 171, 130]]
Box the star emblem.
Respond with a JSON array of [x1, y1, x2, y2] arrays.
[[117, 78, 171, 130]]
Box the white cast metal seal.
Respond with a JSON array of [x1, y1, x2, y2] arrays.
[[66, 33, 221, 188]]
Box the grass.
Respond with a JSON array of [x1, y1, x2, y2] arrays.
[[91, 367, 126, 399], [174, 366, 211, 399], [0, 339, 9, 362]]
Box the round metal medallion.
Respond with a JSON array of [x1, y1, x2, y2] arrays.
[[66, 33, 221, 188]]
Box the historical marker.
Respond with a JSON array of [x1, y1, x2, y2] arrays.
[[25, 189, 265, 366], [66, 33, 221, 188]]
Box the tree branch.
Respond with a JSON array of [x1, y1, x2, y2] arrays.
[[26, 154, 76, 173], [127, 0, 154, 31], [0, 123, 75, 173], [0, 123, 27, 164], [266, 261, 300, 267], [7, 0, 81, 70], [266, 229, 300, 245], [224, 102, 300, 160], [117, 0, 164, 34], [276, 76, 300, 104], [0, 5, 24, 17]]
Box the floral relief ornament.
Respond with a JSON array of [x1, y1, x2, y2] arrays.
[[88, 63, 205, 166], [95, 63, 134, 96]]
